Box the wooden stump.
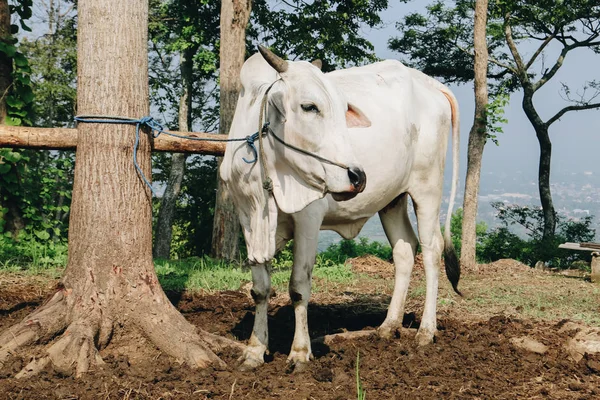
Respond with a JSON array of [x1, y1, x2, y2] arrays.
[[591, 252, 600, 284]]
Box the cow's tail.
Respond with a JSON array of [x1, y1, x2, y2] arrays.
[[438, 85, 461, 296], [407, 70, 462, 295]]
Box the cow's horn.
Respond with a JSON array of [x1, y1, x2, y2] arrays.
[[258, 45, 288, 73]]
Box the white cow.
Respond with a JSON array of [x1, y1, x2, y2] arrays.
[[220, 46, 460, 371]]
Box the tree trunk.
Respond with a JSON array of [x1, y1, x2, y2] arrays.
[[460, 0, 489, 271], [153, 48, 194, 259], [211, 0, 252, 261], [0, 0, 10, 123], [522, 92, 556, 244], [0, 0, 238, 377], [535, 124, 556, 242]]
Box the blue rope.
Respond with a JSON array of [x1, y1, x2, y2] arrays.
[[73, 115, 264, 196]]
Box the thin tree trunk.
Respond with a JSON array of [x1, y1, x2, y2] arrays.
[[0, 0, 237, 377], [211, 0, 252, 261], [153, 48, 194, 259], [522, 92, 556, 244], [460, 0, 489, 271], [0, 0, 10, 123], [535, 124, 556, 242]]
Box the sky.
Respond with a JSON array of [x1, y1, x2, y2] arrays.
[[364, 1, 600, 186]]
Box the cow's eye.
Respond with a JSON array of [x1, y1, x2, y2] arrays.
[[301, 103, 319, 113]]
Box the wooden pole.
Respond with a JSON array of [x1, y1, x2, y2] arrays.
[[0, 125, 226, 155], [591, 252, 600, 284]]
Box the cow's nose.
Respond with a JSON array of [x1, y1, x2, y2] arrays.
[[348, 166, 366, 192]]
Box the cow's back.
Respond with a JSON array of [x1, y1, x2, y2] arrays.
[[320, 61, 453, 224]]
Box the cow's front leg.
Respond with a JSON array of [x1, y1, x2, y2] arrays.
[[239, 263, 271, 371], [287, 207, 322, 371]]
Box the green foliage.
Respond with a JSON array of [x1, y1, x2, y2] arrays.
[[448, 208, 488, 258], [21, 7, 77, 128], [484, 91, 509, 145], [2, 0, 35, 126], [0, 234, 67, 270], [391, 0, 600, 91], [148, 0, 220, 131], [320, 237, 392, 264], [251, 0, 396, 70], [0, 1, 76, 262], [479, 226, 527, 262], [172, 156, 218, 257], [479, 203, 596, 267]]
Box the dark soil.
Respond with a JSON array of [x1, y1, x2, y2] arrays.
[[1, 267, 599, 399]]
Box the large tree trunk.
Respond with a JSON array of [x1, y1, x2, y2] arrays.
[[153, 48, 194, 259], [0, 0, 238, 378], [460, 0, 489, 271], [211, 0, 252, 261]]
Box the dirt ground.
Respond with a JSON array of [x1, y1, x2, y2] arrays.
[[1, 258, 600, 399]]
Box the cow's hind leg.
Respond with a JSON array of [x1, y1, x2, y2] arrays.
[[238, 263, 271, 371], [287, 206, 323, 371], [377, 194, 418, 339], [411, 191, 444, 346]]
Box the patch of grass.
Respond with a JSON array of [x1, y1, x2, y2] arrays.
[[451, 273, 600, 326], [155, 257, 250, 293], [155, 258, 360, 294]]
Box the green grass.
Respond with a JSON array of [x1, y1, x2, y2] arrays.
[[356, 351, 366, 400], [453, 274, 600, 326], [155, 257, 250, 292], [155, 257, 358, 293]]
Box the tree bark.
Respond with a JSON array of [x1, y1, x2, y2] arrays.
[[0, 0, 10, 124], [521, 91, 556, 243], [535, 123, 556, 241], [211, 0, 252, 261], [0, 0, 237, 377], [153, 48, 195, 259], [460, 0, 489, 271]]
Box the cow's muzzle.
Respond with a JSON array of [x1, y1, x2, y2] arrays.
[[331, 165, 366, 202], [348, 166, 366, 193]]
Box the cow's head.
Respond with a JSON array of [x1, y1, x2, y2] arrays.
[[220, 46, 370, 263], [256, 45, 369, 212]]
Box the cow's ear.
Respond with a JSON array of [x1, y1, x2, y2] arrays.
[[311, 59, 322, 70], [346, 103, 371, 128]]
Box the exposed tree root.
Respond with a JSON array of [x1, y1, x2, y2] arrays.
[[311, 327, 420, 347], [133, 301, 231, 370], [198, 329, 245, 352], [0, 289, 69, 368], [16, 322, 105, 379], [311, 330, 377, 346], [0, 286, 245, 378]]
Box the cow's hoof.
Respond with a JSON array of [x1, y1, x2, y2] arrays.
[[286, 360, 310, 374], [377, 322, 401, 339], [237, 356, 264, 372], [415, 329, 435, 346]]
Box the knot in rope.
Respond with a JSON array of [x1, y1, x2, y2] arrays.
[[242, 132, 260, 164]]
